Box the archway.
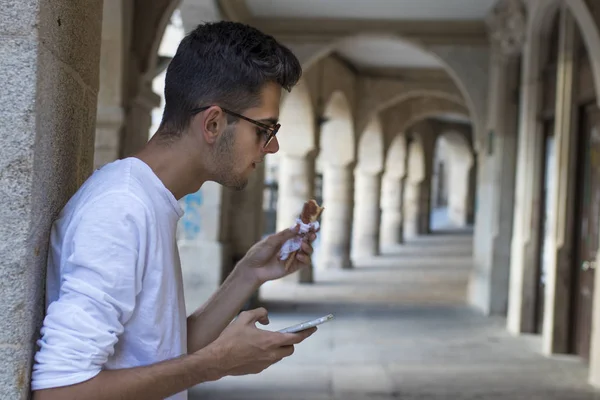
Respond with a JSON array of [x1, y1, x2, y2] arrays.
[[319, 91, 355, 269], [430, 131, 474, 231], [299, 33, 486, 148], [352, 116, 384, 258]]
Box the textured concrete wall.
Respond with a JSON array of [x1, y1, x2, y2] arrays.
[[0, 1, 103, 398]]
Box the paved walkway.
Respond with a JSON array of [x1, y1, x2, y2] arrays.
[[190, 232, 600, 400]]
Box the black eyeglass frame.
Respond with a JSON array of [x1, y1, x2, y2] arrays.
[[191, 105, 280, 148]]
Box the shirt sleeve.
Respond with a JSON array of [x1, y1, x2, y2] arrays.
[[31, 191, 149, 390]]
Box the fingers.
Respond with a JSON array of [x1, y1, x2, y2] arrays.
[[294, 241, 313, 264], [238, 307, 268, 324], [279, 327, 318, 345], [275, 345, 295, 358], [267, 225, 300, 247], [300, 241, 313, 255]]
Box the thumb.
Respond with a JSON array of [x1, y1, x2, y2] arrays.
[[267, 225, 300, 247], [238, 307, 269, 325]]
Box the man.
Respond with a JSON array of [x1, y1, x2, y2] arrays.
[[31, 21, 317, 400]]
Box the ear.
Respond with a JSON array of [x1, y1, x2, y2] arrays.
[[196, 106, 226, 145]]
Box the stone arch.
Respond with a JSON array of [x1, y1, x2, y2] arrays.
[[432, 131, 475, 228], [385, 134, 408, 179], [320, 90, 355, 166], [356, 81, 466, 135], [356, 116, 384, 174], [278, 78, 316, 156], [297, 33, 484, 147], [143, 0, 183, 82], [381, 96, 470, 148]]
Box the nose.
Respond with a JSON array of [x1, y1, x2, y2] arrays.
[[263, 136, 279, 154]]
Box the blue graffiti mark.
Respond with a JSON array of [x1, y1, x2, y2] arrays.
[[180, 190, 203, 240]]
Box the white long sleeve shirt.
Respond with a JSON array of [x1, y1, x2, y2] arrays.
[[31, 157, 188, 400]]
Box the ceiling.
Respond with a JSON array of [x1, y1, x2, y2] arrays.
[[335, 36, 442, 69], [238, 0, 494, 71], [245, 0, 497, 21]]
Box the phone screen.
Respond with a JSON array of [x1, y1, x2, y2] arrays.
[[277, 314, 334, 333]]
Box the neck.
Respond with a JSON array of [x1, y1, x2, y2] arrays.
[[134, 134, 209, 200]]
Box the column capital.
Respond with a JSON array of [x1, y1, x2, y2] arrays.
[[486, 0, 527, 62]]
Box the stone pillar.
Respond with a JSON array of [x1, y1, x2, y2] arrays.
[[380, 173, 405, 247], [122, 81, 161, 157], [94, 0, 127, 169], [498, 0, 549, 333], [229, 163, 266, 307], [403, 180, 428, 239], [541, 7, 579, 355], [277, 153, 315, 231], [178, 182, 232, 313], [0, 1, 103, 397], [470, 0, 525, 316], [276, 152, 315, 282], [320, 164, 354, 269], [466, 160, 477, 225], [351, 170, 382, 258]]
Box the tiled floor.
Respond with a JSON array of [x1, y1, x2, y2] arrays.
[[189, 230, 600, 400]]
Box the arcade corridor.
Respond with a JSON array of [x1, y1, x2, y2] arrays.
[[190, 232, 597, 400]]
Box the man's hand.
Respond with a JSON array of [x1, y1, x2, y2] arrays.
[[237, 226, 318, 284], [205, 308, 316, 376]]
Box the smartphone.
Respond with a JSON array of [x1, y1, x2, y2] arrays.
[[277, 314, 334, 333]]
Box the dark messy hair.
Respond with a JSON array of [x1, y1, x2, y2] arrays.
[[159, 21, 302, 134]]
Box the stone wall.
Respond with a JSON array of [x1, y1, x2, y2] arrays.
[[0, 1, 103, 397]]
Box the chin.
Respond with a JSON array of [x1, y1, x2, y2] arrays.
[[222, 176, 248, 191]]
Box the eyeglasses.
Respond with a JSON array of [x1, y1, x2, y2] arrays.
[[191, 106, 280, 148]]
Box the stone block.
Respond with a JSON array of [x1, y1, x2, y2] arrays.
[[38, 0, 103, 89], [0, 345, 32, 400], [0, 1, 39, 37], [0, 37, 38, 113], [0, 262, 32, 346], [79, 91, 99, 184], [34, 44, 88, 198]]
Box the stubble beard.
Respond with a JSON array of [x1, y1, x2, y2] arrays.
[[214, 125, 248, 191]]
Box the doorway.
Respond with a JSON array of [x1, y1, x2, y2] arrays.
[[571, 103, 600, 360]]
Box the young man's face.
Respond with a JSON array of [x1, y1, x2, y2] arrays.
[[214, 82, 281, 191]]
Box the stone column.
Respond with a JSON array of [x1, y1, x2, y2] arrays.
[[320, 164, 354, 269], [403, 180, 428, 239], [276, 152, 316, 282], [380, 173, 405, 247], [94, 0, 127, 169], [122, 81, 161, 157], [0, 1, 103, 397], [277, 153, 315, 231], [470, 0, 525, 317], [470, 53, 522, 315], [351, 170, 382, 258], [541, 7, 579, 355], [229, 162, 266, 307], [507, 1, 546, 334]]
